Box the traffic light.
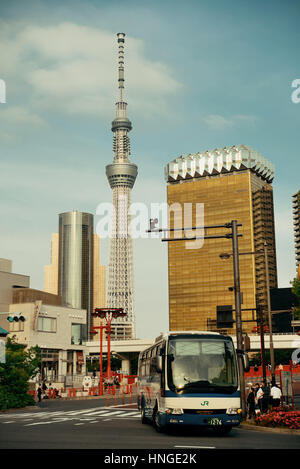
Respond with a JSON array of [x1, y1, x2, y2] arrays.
[[7, 313, 26, 323], [216, 305, 234, 329]]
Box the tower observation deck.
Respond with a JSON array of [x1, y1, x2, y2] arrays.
[[106, 33, 138, 340]]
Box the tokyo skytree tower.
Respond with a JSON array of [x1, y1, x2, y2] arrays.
[[106, 33, 138, 340]]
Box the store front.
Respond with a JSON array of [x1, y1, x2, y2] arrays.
[[41, 349, 59, 381]]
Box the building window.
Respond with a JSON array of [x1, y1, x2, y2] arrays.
[[71, 323, 86, 345], [37, 316, 57, 333]]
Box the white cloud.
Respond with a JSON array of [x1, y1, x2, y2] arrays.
[[203, 113, 258, 130], [0, 106, 46, 126], [0, 105, 48, 143], [1, 21, 182, 118]]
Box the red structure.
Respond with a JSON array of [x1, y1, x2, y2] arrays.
[[91, 308, 127, 395]]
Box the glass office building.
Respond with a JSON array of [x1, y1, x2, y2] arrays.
[[58, 211, 94, 338], [165, 145, 277, 334]]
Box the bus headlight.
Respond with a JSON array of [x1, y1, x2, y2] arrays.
[[226, 408, 242, 415], [166, 408, 184, 415]]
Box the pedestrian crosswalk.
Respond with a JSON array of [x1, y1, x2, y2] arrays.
[[0, 406, 140, 427]]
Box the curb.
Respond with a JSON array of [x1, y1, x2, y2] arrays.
[[241, 422, 300, 435]]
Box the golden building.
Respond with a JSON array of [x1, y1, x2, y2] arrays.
[[165, 145, 277, 334], [44, 233, 59, 296]]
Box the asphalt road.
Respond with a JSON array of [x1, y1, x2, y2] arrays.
[[0, 398, 299, 451]]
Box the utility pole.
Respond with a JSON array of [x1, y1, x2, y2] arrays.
[[257, 306, 267, 382], [231, 220, 246, 418], [264, 241, 275, 385]]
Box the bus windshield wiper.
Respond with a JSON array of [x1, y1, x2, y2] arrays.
[[181, 380, 211, 388], [180, 380, 237, 393]]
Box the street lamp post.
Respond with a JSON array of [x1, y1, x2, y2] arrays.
[[257, 308, 267, 383], [90, 324, 106, 395], [92, 308, 126, 390]]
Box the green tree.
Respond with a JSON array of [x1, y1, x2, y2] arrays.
[[0, 336, 41, 411]]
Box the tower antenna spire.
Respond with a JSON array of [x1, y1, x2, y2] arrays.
[[106, 32, 138, 340], [117, 32, 125, 102]]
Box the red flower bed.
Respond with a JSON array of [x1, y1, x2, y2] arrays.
[[255, 409, 300, 429]]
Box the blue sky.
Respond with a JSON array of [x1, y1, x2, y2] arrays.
[[0, 0, 299, 339]]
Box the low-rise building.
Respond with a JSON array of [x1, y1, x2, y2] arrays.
[[0, 258, 30, 312], [0, 298, 87, 386]]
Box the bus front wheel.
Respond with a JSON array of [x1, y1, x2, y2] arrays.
[[141, 405, 149, 424], [153, 406, 165, 433]]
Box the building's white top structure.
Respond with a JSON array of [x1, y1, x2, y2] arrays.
[[165, 145, 274, 184]]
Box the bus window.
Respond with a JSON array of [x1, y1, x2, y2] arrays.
[[150, 348, 158, 376], [167, 336, 238, 393]]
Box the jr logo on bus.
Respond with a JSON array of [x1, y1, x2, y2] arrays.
[[200, 401, 209, 406]]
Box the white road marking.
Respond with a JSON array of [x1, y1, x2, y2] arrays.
[[1, 406, 140, 426], [24, 421, 55, 426], [174, 445, 216, 449]]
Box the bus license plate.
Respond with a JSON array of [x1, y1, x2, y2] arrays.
[[208, 418, 222, 426]]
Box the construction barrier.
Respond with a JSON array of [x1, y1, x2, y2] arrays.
[[29, 381, 138, 401]]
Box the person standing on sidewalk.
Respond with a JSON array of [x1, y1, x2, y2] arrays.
[[247, 387, 256, 419], [270, 383, 282, 408], [262, 381, 270, 413], [256, 383, 264, 413]]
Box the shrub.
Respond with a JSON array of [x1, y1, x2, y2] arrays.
[[255, 409, 300, 429], [0, 337, 41, 411]]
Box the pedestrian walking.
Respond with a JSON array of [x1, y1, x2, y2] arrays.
[[37, 385, 42, 403], [114, 376, 120, 387], [42, 380, 47, 393]]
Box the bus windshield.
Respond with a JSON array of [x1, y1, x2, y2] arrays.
[[167, 335, 238, 394]]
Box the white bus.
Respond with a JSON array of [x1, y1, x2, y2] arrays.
[[137, 331, 249, 435]]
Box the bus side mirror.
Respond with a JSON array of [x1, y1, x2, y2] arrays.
[[237, 349, 250, 372], [156, 355, 163, 373]]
